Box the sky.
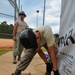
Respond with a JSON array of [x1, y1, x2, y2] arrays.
[[0, 0, 61, 34]]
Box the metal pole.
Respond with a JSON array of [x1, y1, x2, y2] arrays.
[[21, 5, 22, 11], [0, 13, 14, 17], [14, 0, 16, 22], [43, 0, 46, 25], [18, 0, 20, 18], [37, 12, 38, 27], [36, 10, 39, 27], [18, 0, 20, 12]]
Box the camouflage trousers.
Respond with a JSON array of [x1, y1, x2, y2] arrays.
[[13, 33, 24, 56], [15, 49, 36, 71]]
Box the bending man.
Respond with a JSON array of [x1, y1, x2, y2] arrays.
[[12, 25, 59, 75]]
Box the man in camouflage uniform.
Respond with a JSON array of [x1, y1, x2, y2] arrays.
[[13, 11, 28, 64], [12, 26, 60, 75]]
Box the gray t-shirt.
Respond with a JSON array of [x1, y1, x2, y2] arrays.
[[33, 25, 55, 47], [14, 19, 28, 34]]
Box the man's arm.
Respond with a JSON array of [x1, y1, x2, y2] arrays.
[[37, 48, 53, 73], [13, 24, 18, 41], [37, 48, 47, 63], [48, 45, 57, 71]]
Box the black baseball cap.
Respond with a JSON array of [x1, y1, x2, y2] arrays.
[[19, 28, 38, 50]]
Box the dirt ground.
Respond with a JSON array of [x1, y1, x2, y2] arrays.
[[0, 51, 46, 75], [0, 51, 54, 75], [0, 39, 14, 49], [0, 39, 54, 75]]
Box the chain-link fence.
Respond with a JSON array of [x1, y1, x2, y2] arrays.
[[0, 0, 14, 24], [0, 0, 19, 38], [0, 33, 13, 39]]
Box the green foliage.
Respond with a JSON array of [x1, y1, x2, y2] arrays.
[[0, 21, 13, 34], [0, 21, 14, 38]]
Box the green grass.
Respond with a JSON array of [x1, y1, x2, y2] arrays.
[[0, 47, 46, 56], [0, 49, 12, 56]]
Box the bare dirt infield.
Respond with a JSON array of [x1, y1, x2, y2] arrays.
[[0, 38, 14, 49]]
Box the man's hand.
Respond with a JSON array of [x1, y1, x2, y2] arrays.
[[53, 70, 60, 75], [48, 46, 57, 71], [13, 36, 16, 41]]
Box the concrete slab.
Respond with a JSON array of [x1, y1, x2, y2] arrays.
[[0, 51, 46, 75]]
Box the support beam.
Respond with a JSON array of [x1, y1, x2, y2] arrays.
[[43, 0, 46, 25]]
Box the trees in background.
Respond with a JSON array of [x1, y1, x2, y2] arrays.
[[0, 21, 13, 34], [0, 21, 14, 38]]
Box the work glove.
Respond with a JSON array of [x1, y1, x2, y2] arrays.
[[53, 70, 60, 75], [46, 62, 53, 72], [12, 70, 21, 75]]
